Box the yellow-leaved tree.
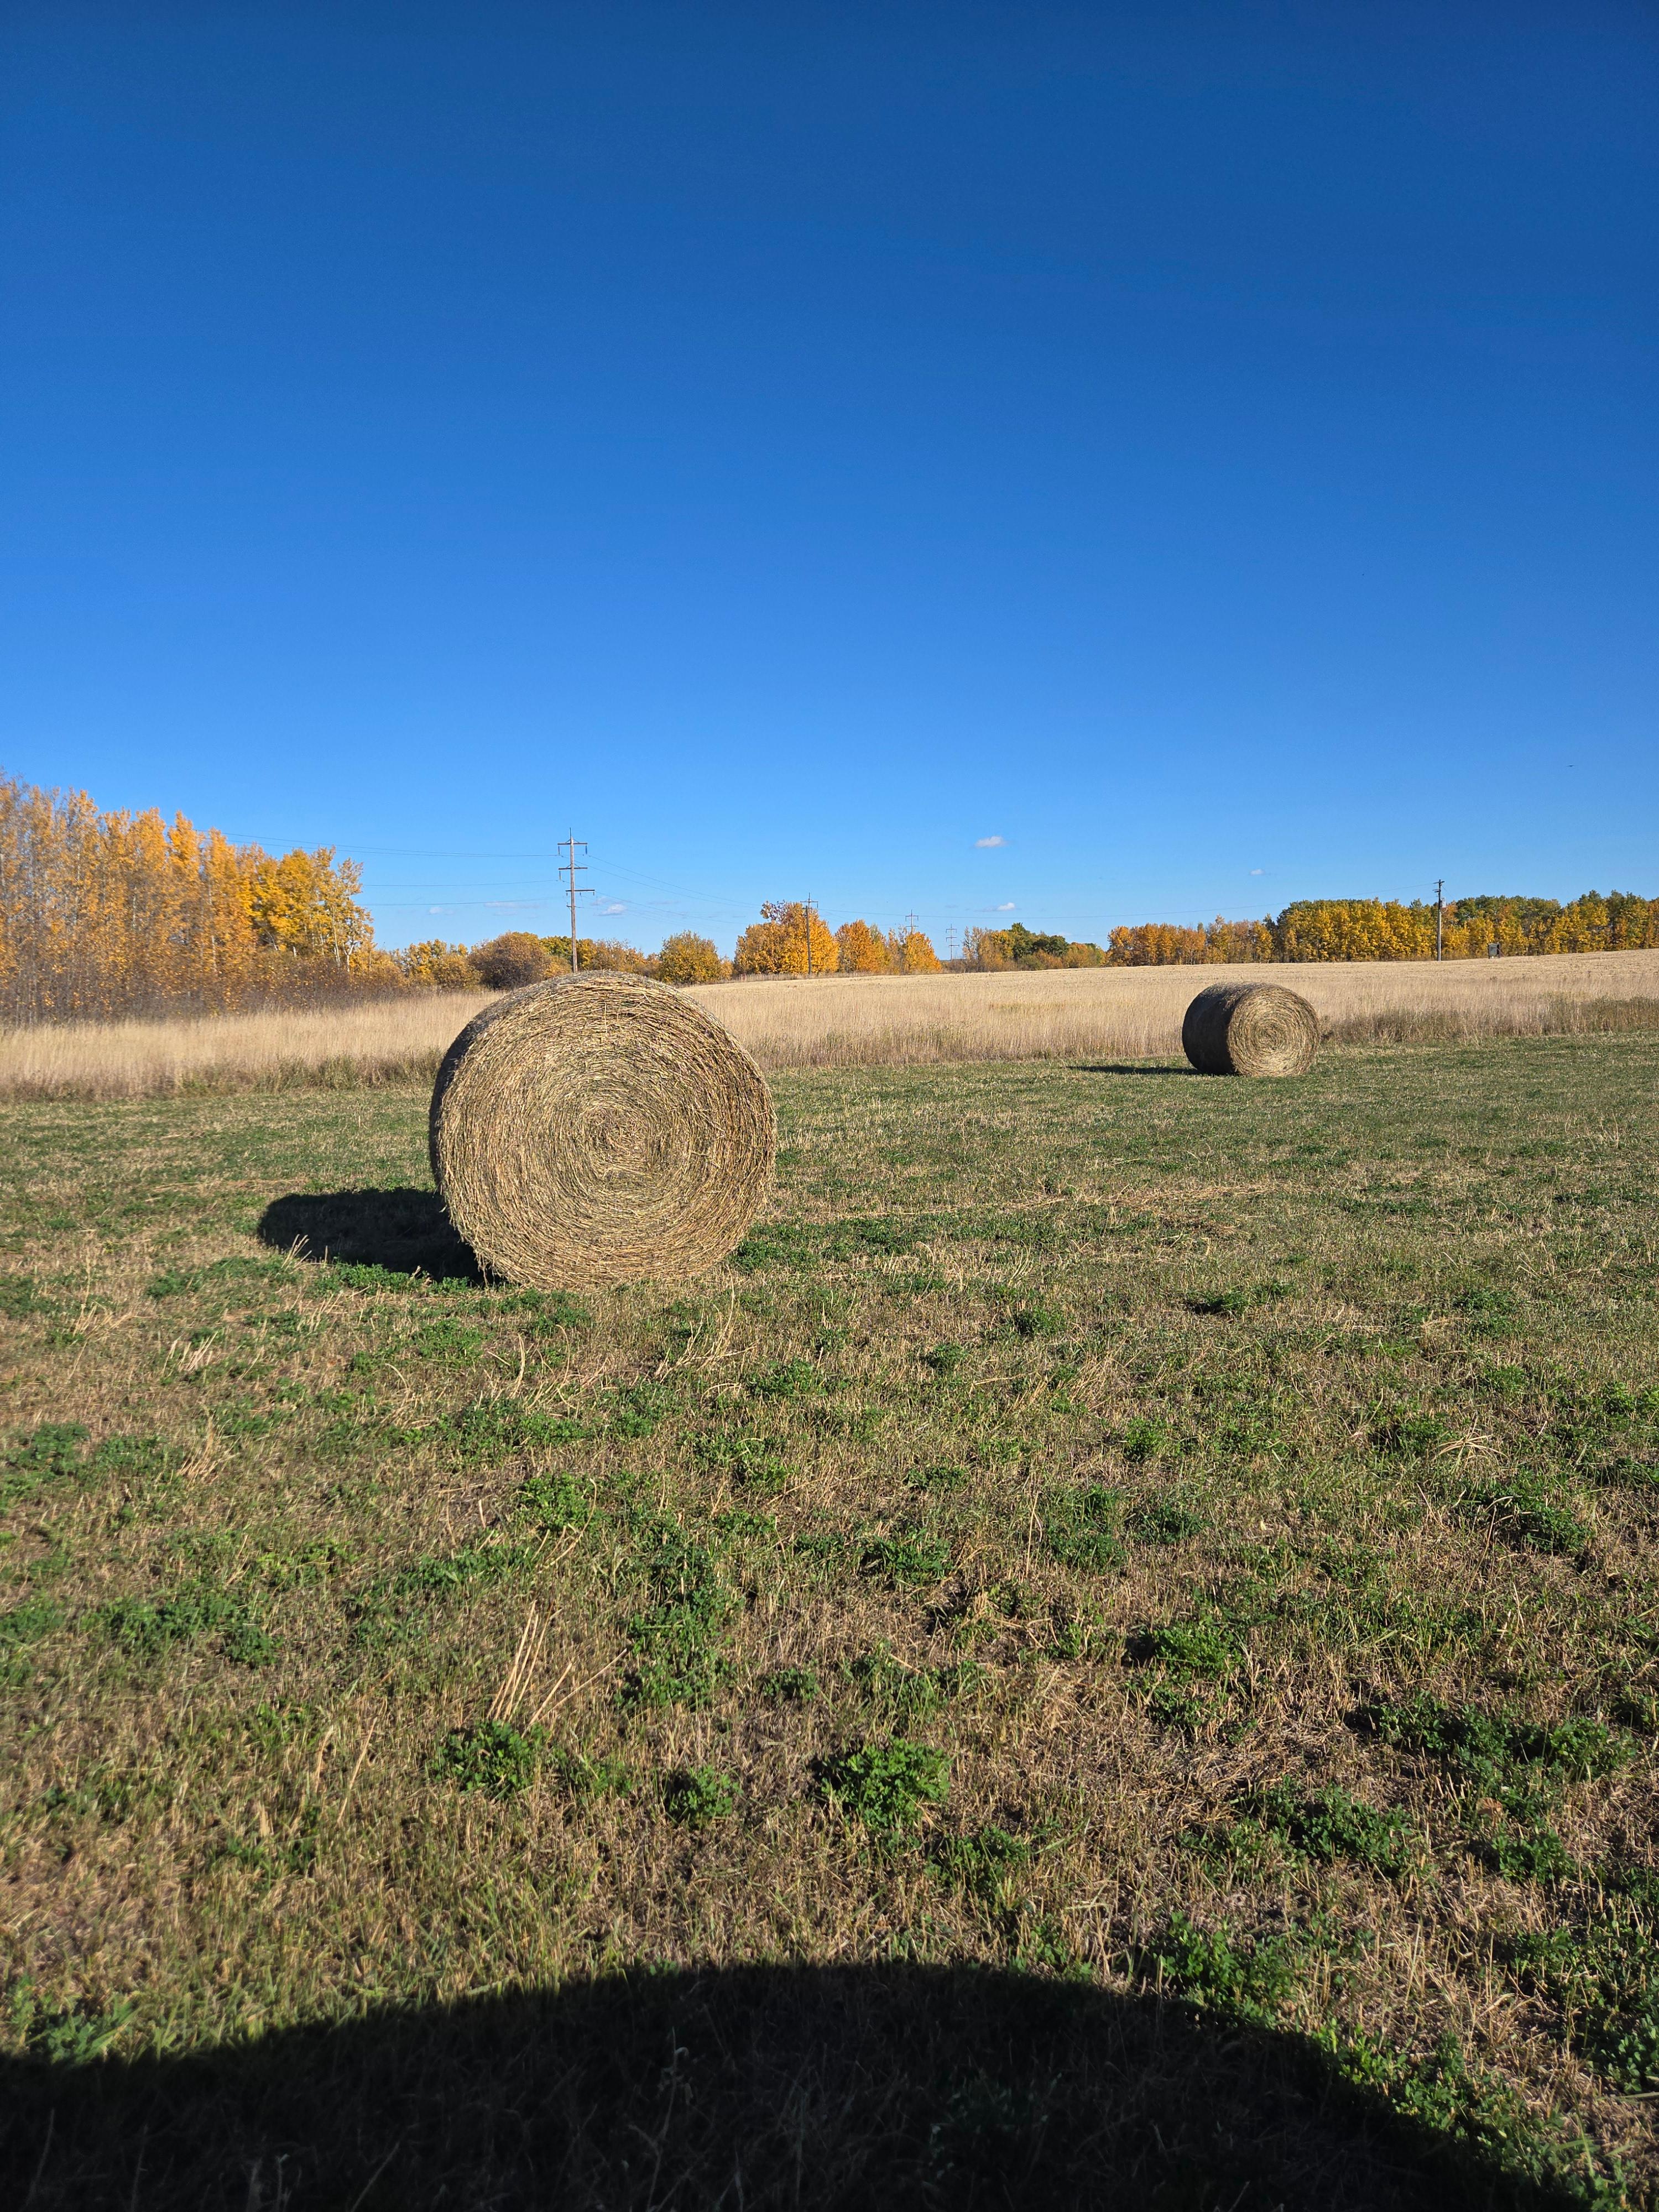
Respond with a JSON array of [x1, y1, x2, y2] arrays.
[[834, 920, 891, 973], [733, 901, 839, 975], [248, 847, 375, 963], [1203, 916, 1275, 962], [1106, 923, 1207, 966], [539, 937, 653, 974], [397, 941, 481, 989], [885, 924, 942, 973], [656, 932, 729, 984], [0, 771, 382, 1018]]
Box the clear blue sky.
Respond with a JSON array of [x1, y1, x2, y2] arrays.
[[3, 2, 1655, 954]]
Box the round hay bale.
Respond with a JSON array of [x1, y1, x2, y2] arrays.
[[1181, 982, 1319, 1077], [430, 973, 775, 1290]]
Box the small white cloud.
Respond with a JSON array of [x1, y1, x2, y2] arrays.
[[975, 834, 1006, 848], [997, 901, 1016, 912], [601, 902, 627, 915], [1249, 868, 1264, 877]]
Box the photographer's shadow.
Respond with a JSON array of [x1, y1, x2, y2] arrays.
[[0, 1960, 1573, 2211], [257, 1186, 482, 1281]]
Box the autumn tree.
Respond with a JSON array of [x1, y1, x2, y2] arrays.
[[1203, 916, 1275, 962], [472, 932, 551, 989], [834, 920, 891, 974], [731, 912, 785, 974], [885, 923, 942, 973], [397, 941, 480, 989], [656, 932, 728, 984], [0, 771, 382, 1020], [533, 936, 653, 975], [248, 848, 374, 963], [733, 901, 839, 976], [960, 926, 1005, 971], [1540, 891, 1659, 953], [1105, 922, 1207, 966], [1274, 901, 1433, 962], [1094, 895, 1659, 964]]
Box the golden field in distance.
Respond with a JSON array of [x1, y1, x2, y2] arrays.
[[2, 948, 1658, 1098], [689, 948, 1659, 1067]]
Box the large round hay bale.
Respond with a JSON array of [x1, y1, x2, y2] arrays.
[[430, 974, 775, 1290], [1182, 982, 1319, 1077]]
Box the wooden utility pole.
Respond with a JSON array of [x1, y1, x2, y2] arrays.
[[560, 833, 589, 972], [805, 898, 813, 977], [1435, 879, 1444, 963]]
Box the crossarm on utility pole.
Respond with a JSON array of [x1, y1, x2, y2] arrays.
[[560, 832, 591, 972]]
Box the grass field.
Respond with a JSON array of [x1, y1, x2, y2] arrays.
[[2, 1038, 1658, 2206], [4, 947, 1659, 1096]]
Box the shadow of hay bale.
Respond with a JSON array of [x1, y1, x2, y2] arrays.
[[257, 1188, 481, 1281], [1076, 1062, 1193, 1078], [0, 1963, 1587, 2211]]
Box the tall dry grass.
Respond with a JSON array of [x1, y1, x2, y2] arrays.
[[3, 954, 1658, 1098], [688, 950, 1659, 1068], [0, 993, 491, 1100]]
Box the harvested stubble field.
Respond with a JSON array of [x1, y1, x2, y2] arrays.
[[3, 947, 1659, 1095], [2, 1036, 1658, 2208]]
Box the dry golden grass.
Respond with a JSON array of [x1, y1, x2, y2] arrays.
[[4, 951, 1659, 1097], [0, 990, 491, 1098], [690, 948, 1659, 1066]]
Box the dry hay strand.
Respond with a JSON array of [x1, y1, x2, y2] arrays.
[[430, 974, 776, 1290], [1182, 982, 1319, 1077]]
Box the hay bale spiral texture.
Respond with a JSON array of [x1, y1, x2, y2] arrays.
[[1182, 983, 1319, 1077], [430, 974, 775, 1290]]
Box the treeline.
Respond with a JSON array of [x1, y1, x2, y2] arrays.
[[0, 773, 384, 1021], [9, 771, 1653, 1021], [731, 902, 941, 976], [0, 769, 956, 1020], [1098, 894, 1659, 967], [964, 923, 1108, 970], [403, 930, 734, 990], [723, 896, 1659, 974], [434, 893, 1659, 992], [437, 904, 948, 988]]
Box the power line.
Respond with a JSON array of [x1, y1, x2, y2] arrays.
[[357, 839, 1031, 954]]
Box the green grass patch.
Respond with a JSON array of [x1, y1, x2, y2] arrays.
[[817, 1737, 950, 1835], [1141, 1911, 1298, 2024], [430, 1720, 545, 1799], [661, 1765, 739, 1827], [1250, 1782, 1412, 1877], [99, 1580, 276, 1667]]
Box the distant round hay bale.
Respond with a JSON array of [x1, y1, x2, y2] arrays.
[[430, 974, 775, 1290], [1182, 983, 1319, 1077]]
